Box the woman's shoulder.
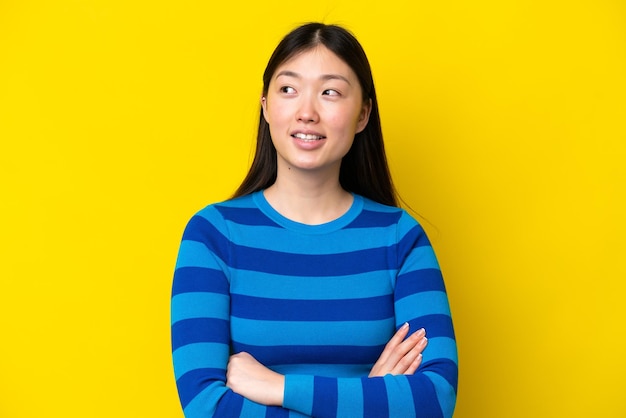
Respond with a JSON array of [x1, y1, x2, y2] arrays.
[[356, 195, 420, 229], [181, 193, 259, 232], [360, 195, 402, 213], [359, 195, 416, 218]]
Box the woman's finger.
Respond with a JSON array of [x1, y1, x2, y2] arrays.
[[384, 328, 426, 368], [391, 334, 428, 375], [406, 353, 423, 375], [370, 325, 427, 377], [376, 322, 411, 364]]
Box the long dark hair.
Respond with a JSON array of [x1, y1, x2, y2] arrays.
[[233, 22, 398, 207]]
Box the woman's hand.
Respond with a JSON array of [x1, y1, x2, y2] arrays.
[[226, 352, 285, 406], [369, 323, 428, 377]]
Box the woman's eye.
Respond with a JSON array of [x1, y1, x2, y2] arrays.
[[280, 86, 296, 94], [322, 89, 340, 96]]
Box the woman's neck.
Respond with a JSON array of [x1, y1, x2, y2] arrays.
[[263, 173, 353, 225]]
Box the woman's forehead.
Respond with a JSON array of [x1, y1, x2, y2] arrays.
[[272, 46, 356, 80]]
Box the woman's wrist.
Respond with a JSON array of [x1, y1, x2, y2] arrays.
[[270, 373, 285, 406]]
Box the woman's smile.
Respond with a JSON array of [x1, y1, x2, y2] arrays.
[[291, 132, 326, 141]]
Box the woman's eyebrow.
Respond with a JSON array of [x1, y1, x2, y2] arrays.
[[275, 70, 351, 85], [320, 74, 351, 85], [275, 70, 300, 79]]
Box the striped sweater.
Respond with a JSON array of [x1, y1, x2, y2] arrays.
[[171, 191, 458, 417]]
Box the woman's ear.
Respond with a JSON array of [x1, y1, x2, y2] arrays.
[[355, 98, 372, 134], [261, 96, 269, 123]]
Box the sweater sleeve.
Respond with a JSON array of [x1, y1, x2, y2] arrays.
[[282, 213, 458, 418], [171, 208, 310, 418]]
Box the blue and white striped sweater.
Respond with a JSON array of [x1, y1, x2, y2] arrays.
[[172, 191, 458, 417]]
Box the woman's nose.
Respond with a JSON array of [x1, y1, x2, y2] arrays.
[[296, 95, 319, 123]]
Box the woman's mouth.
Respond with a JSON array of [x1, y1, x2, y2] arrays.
[[292, 133, 326, 141]]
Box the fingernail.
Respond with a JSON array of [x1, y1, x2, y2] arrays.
[[401, 322, 409, 330]]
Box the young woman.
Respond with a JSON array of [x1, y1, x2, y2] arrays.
[[171, 23, 458, 417]]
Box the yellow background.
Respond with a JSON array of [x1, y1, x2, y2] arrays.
[[1, 0, 625, 416]]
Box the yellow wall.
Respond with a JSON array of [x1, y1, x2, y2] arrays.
[[1, 0, 624, 416]]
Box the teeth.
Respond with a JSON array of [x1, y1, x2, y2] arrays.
[[294, 133, 323, 140]]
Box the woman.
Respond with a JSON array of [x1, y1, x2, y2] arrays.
[[171, 23, 458, 417]]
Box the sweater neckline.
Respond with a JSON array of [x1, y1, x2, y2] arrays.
[[252, 190, 363, 234]]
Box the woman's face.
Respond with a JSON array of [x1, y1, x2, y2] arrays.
[[262, 45, 371, 178]]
